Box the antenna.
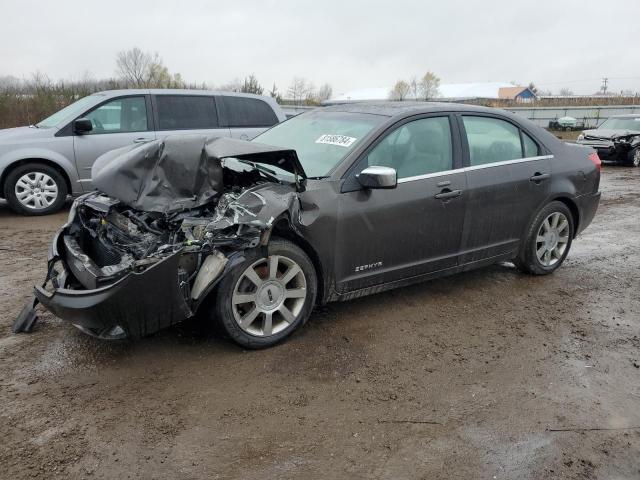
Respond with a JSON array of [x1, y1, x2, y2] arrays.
[[601, 77, 608, 94]]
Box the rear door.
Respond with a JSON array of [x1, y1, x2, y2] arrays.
[[217, 95, 280, 140], [457, 114, 551, 263], [335, 114, 467, 293], [73, 95, 155, 186], [152, 94, 230, 140]]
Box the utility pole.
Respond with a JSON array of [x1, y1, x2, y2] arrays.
[[601, 77, 608, 95]]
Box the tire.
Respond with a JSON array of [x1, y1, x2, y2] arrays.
[[626, 147, 640, 167], [4, 162, 68, 215], [514, 201, 574, 275], [212, 237, 317, 349]]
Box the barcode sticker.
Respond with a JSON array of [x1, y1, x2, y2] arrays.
[[315, 134, 357, 147]]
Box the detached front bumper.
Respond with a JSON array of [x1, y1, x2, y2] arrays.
[[34, 228, 191, 339]]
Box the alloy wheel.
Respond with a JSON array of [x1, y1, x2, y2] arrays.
[[231, 255, 307, 337], [14, 172, 59, 210], [535, 212, 570, 267], [633, 149, 640, 167]]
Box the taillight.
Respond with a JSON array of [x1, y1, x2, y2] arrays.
[[588, 151, 601, 171]]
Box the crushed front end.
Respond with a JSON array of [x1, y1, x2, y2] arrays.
[[14, 135, 304, 339]]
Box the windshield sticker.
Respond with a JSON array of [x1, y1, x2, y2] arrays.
[[315, 134, 357, 147]]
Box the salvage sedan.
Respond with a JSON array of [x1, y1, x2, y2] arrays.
[[577, 115, 640, 167], [15, 103, 602, 348]]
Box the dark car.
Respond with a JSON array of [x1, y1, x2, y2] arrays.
[[576, 114, 640, 167], [15, 103, 601, 348]]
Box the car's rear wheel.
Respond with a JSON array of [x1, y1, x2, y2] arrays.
[[514, 201, 574, 275], [212, 238, 317, 349], [4, 162, 68, 215], [626, 147, 640, 167]]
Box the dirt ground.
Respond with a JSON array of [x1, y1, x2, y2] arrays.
[[1, 166, 639, 480]]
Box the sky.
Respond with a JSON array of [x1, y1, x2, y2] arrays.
[[1, 0, 639, 96]]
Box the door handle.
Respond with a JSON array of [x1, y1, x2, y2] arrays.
[[434, 188, 462, 200], [529, 172, 550, 182], [133, 137, 151, 143]]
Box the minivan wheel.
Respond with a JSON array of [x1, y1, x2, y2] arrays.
[[212, 238, 317, 349], [514, 201, 574, 275], [4, 163, 68, 215]]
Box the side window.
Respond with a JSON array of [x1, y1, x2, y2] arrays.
[[84, 96, 148, 134], [522, 131, 540, 157], [219, 96, 278, 128], [366, 116, 453, 179], [462, 116, 523, 165], [156, 96, 218, 130]]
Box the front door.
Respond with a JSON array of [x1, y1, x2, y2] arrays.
[[457, 114, 552, 263], [73, 95, 155, 188], [335, 115, 467, 294]]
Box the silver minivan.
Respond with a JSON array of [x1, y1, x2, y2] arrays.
[[0, 89, 287, 215]]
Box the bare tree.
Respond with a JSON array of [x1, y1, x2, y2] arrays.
[[559, 87, 574, 96], [287, 77, 311, 105], [409, 77, 419, 100], [116, 47, 153, 87], [389, 80, 410, 101], [115, 47, 184, 88], [268, 82, 282, 103], [241, 74, 264, 95], [419, 72, 441, 100], [317, 83, 333, 102]]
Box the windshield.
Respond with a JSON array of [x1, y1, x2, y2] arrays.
[[253, 110, 386, 177], [598, 117, 640, 132], [36, 95, 101, 128]]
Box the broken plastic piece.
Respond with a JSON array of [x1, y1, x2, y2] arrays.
[[12, 297, 39, 333]]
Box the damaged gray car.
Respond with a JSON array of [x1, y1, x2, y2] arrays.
[[15, 104, 601, 348], [577, 115, 640, 167]]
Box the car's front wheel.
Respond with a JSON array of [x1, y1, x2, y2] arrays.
[[514, 201, 574, 275], [212, 238, 317, 349], [626, 147, 640, 167], [4, 162, 68, 215]]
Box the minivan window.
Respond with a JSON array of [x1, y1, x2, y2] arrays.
[[219, 96, 278, 128], [156, 95, 218, 130], [463, 116, 525, 165], [84, 96, 149, 134], [366, 117, 453, 179], [36, 95, 100, 128]]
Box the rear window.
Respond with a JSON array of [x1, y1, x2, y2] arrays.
[[156, 95, 218, 130], [219, 96, 278, 128]]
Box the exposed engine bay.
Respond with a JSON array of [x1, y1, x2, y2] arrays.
[[13, 135, 306, 339], [577, 129, 640, 164]]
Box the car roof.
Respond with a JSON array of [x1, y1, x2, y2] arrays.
[[89, 88, 274, 100], [320, 101, 511, 118]]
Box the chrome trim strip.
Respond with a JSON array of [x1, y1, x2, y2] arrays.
[[397, 155, 554, 184], [463, 155, 553, 172]]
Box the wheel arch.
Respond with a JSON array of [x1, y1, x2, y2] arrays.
[[1, 158, 73, 198], [551, 196, 580, 238], [270, 217, 326, 305]]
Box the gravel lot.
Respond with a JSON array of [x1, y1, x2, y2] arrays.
[[0, 166, 639, 480]]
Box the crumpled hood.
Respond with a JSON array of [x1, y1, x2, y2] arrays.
[[582, 129, 640, 140], [92, 135, 306, 214]]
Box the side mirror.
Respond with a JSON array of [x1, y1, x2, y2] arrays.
[[356, 166, 397, 189], [73, 118, 93, 134]]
